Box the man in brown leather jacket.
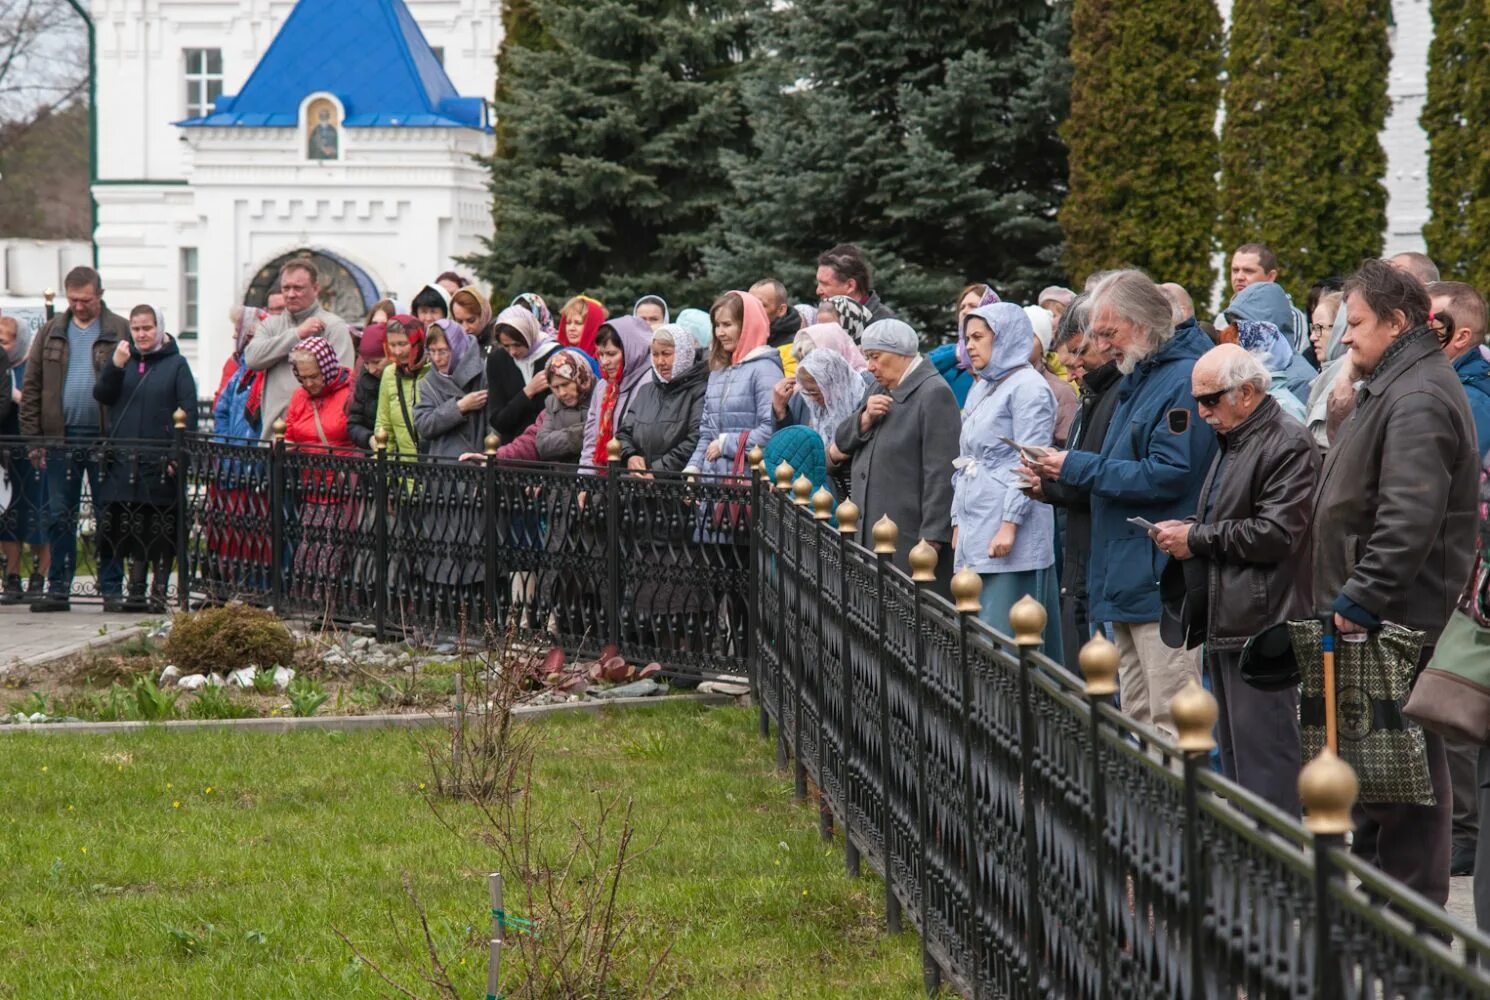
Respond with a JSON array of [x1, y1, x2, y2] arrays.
[[1151, 344, 1320, 815], [1312, 259, 1479, 906]]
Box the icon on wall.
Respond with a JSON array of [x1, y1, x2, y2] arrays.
[[306, 98, 339, 161]]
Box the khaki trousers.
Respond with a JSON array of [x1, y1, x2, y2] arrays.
[[1112, 621, 1201, 737]]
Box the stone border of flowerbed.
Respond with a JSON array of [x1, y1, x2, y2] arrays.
[[0, 691, 737, 736]]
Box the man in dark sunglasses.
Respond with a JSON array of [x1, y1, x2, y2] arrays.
[[1148, 343, 1320, 814]]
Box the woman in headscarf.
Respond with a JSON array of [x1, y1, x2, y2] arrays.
[[632, 295, 670, 331], [685, 291, 783, 480], [511, 292, 558, 341], [415, 320, 487, 459], [675, 308, 713, 350], [773, 322, 870, 428], [616, 323, 707, 474], [930, 285, 998, 409], [1231, 319, 1310, 423], [284, 336, 359, 607], [580, 316, 654, 471], [93, 305, 198, 612], [950, 302, 1061, 658], [486, 348, 598, 465], [0, 315, 48, 604], [346, 322, 387, 450], [215, 307, 266, 440], [374, 315, 428, 460], [411, 282, 452, 327], [794, 346, 866, 499], [487, 304, 565, 441], [558, 295, 608, 360], [450, 286, 495, 352], [817, 295, 874, 345]]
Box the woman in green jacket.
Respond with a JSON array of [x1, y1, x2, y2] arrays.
[[374, 315, 428, 459]]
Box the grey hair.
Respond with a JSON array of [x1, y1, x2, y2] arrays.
[[1081, 268, 1118, 292], [1387, 251, 1440, 285], [1087, 269, 1176, 353], [1159, 282, 1194, 324], [1054, 293, 1090, 347], [1216, 349, 1273, 394]]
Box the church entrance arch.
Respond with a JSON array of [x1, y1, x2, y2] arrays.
[[244, 249, 380, 321]]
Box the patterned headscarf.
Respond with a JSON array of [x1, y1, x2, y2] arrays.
[[234, 306, 265, 358], [827, 295, 873, 344], [798, 348, 865, 449], [544, 348, 596, 402], [386, 314, 428, 376], [294, 336, 350, 396], [1234, 319, 1295, 373], [512, 292, 557, 340], [651, 323, 698, 383]]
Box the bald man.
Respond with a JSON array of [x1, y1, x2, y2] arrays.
[[1150, 344, 1320, 814]]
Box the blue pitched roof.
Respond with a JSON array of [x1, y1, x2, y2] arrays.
[[176, 0, 489, 131]]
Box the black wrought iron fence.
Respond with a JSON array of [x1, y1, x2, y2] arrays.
[[749, 458, 1490, 1000], [0, 429, 752, 679]]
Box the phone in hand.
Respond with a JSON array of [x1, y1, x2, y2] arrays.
[[1001, 437, 1053, 463], [1127, 516, 1160, 533]]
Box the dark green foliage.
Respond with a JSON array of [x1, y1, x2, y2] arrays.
[[704, 0, 1070, 337], [164, 606, 296, 676], [1061, 0, 1221, 301], [494, 0, 551, 156], [470, 0, 751, 311], [1221, 0, 1390, 302], [1424, 0, 1490, 285]]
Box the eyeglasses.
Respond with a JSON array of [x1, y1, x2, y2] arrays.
[[1193, 385, 1237, 408], [1309, 323, 1330, 335]]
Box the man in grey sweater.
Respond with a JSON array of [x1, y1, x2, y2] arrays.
[[243, 259, 353, 437]]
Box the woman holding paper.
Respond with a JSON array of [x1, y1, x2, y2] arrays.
[[950, 302, 1062, 660]]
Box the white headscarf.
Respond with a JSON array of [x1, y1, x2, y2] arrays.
[[797, 348, 864, 448], [651, 323, 697, 383]]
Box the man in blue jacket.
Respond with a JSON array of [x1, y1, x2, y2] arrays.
[[1026, 270, 1218, 736]]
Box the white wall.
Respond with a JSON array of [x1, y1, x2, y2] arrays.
[[0, 240, 93, 297], [1383, 0, 1432, 255]]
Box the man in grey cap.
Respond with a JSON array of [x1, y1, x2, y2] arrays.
[[831, 318, 960, 591]]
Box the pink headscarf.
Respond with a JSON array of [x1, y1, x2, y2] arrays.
[[793, 322, 867, 373]]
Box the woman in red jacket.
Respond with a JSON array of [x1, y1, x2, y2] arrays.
[[284, 337, 360, 607]]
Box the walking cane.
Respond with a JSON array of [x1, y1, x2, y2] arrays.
[[1322, 616, 1338, 753]]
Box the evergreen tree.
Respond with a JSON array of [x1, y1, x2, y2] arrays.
[[1061, 0, 1221, 302], [470, 0, 750, 310], [494, 0, 550, 156], [1424, 0, 1490, 285], [704, 0, 1070, 337], [1219, 0, 1388, 300]]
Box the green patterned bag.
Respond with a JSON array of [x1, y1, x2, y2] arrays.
[[1290, 620, 1433, 805]]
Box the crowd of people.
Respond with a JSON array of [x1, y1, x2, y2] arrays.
[[1, 240, 1489, 926]]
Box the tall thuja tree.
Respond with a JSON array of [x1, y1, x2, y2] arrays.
[[1424, 0, 1490, 285], [470, 0, 749, 309], [493, 0, 551, 156], [705, 0, 1070, 336], [1061, 0, 1221, 301]]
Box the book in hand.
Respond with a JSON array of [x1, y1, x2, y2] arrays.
[[1001, 437, 1053, 463]]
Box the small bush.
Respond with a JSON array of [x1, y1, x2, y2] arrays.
[[164, 606, 295, 675], [286, 677, 329, 718], [132, 676, 179, 722]]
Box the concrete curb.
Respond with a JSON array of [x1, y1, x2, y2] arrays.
[[0, 692, 738, 736], [3, 623, 150, 673]]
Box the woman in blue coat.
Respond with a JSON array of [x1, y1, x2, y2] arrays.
[[684, 290, 782, 481], [92, 305, 198, 611], [951, 302, 1062, 660]]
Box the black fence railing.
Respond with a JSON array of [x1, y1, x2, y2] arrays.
[[0, 430, 751, 679], [749, 458, 1490, 999]]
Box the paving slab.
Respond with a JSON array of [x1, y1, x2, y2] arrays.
[[0, 601, 152, 672]]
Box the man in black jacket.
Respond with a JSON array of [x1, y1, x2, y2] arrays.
[[1151, 344, 1320, 814], [1029, 302, 1123, 660]]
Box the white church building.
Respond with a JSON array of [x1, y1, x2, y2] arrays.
[[91, 0, 498, 381]]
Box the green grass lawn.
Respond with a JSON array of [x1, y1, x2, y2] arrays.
[[0, 702, 922, 998]]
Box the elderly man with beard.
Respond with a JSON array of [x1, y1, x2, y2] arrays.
[[1026, 270, 1217, 735], [1150, 344, 1320, 813]]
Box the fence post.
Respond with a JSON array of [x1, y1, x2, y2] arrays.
[[908, 539, 941, 996], [837, 498, 861, 879], [372, 430, 389, 643], [1010, 595, 1047, 995], [172, 409, 190, 612], [1300, 748, 1358, 1000], [773, 461, 794, 773], [950, 567, 983, 998], [483, 433, 499, 633], [1078, 632, 1120, 1000], [872, 513, 901, 934], [747, 447, 767, 739], [1173, 678, 1218, 1000], [811, 485, 835, 842], [604, 438, 623, 650], [269, 419, 286, 610], [487, 872, 504, 1000], [790, 474, 812, 802], [747, 445, 764, 725]]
